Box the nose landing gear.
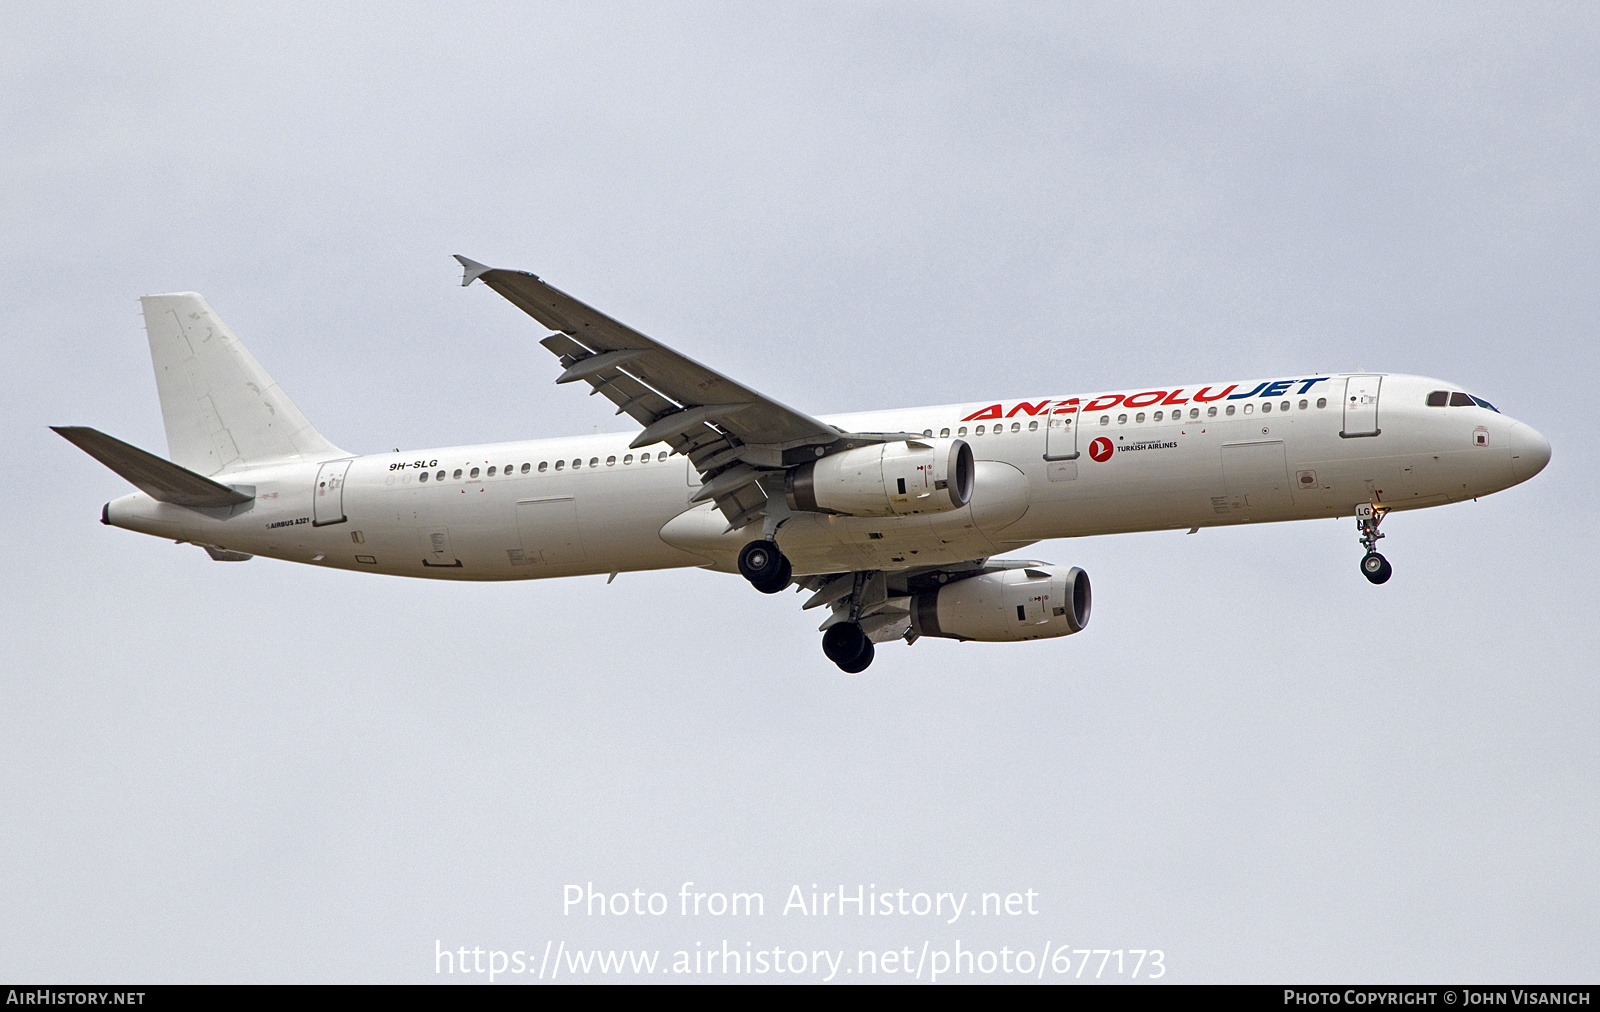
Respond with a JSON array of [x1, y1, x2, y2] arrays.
[[1356, 504, 1392, 585], [738, 539, 792, 594]]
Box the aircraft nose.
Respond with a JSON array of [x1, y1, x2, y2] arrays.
[[1508, 422, 1551, 482]]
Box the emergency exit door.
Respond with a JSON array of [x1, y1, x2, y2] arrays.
[[312, 459, 352, 526], [1342, 375, 1382, 438]]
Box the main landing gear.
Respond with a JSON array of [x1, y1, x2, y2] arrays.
[[738, 539, 792, 595], [1357, 504, 1392, 585], [821, 621, 874, 674]]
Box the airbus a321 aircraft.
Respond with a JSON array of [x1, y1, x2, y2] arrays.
[[57, 257, 1551, 671]]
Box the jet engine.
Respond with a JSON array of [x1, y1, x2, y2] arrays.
[[910, 565, 1090, 642], [786, 439, 974, 518]]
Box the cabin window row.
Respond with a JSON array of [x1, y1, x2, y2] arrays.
[[907, 397, 1334, 438], [416, 451, 667, 482], [917, 421, 1043, 438], [1100, 397, 1327, 425]]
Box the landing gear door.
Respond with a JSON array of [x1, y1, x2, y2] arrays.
[[1341, 375, 1382, 438], [1044, 408, 1079, 461], [313, 459, 352, 526]]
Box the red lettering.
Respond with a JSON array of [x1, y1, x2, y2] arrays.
[[1050, 398, 1081, 414], [1160, 389, 1189, 405], [1192, 384, 1236, 402], [1006, 400, 1051, 417], [1124, 391, 1166, 408], [1082, 394, 1124, 412], [961, 404, 1003, 421]]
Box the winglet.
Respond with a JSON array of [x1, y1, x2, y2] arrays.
[[453, 255, 494, 287]]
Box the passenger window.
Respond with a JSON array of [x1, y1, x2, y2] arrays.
[[1298, 400, 1307, 410], [589, 457, 599, 467], [555, 460, 564, 471], [923, 429, 933, 437], [1281, 401, 1290, 412], [1261, 403, 1272, 413], [1010, 422, 1020, 432], [487, 466, 496, 476], [470, 467, 480, 478], [1191, 408, 1200, 419], [1316, 398, 1327, 408], [521, 463, 530, 474], [624, 454, 634, 464], [1027, 420, 1038, 431], [572, 459, 582, 469], [419, 471, 429, 482], [1427, 390, 1449, 407], [975, 425, 985, 435], [1117, 414, 1128, 424], [1450, 392, 1475, 407], [1206, 406, 1216, 417], [957, 427, 967, 436], [1225, 405, 1235, 416], [1135, 412, 1145, 423], [1153, 411, 1163, 421], [940, 428, 950, 438], [641, 452, 652, 462], [1244, 404, 1254, 414], [1100, 415, 1109, 425], [538, 462, 548, 472], [606, 455, 616, 466]]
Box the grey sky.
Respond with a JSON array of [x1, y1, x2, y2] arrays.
[[3, 2, 1596, 983]]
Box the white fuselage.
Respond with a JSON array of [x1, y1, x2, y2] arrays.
[[103, 373, 1550, 579]]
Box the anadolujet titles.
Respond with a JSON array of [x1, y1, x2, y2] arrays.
[[57, 257, 1551, 671]]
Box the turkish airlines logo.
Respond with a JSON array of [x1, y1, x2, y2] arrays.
[[1089, 437, 1114, 462]]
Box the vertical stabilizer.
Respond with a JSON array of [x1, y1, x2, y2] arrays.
[[140, 293, 344, 475]]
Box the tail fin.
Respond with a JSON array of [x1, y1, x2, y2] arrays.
[[140, 293, 345, 475]]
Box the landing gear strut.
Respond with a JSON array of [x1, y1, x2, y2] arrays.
[[1357, 504, 1392, 585], [738, 539, 792, 594], [821, 621, 874, 673]]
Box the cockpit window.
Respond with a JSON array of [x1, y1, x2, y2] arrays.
[[1470, 395, 1499, 413], [1449, 392, 1475, 407], [1427, 390, 1449, 407]]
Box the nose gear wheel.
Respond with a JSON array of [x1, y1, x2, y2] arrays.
[[1361, 551, 1392, 584]]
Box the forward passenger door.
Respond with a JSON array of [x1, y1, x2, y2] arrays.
[[1342, 375, 1382, 438]]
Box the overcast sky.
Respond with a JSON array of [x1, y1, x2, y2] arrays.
[[3, 2, 1596, 984]]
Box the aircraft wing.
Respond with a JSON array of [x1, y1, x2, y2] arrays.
[[456, 256, 911, 530]]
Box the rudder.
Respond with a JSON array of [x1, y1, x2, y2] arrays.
[[141, 293, 344, 475]]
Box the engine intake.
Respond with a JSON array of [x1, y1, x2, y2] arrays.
[[911, 565, 1090, 642], [786, 439, 974, 518]]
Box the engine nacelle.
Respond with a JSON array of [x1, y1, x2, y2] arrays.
[[786, 439, 974, 518], [910, 565, 1091, 642]]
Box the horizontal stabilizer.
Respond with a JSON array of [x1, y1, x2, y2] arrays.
[[52, 426, 254, 508]]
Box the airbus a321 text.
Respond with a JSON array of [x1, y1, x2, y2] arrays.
[[57, 257, 1552, 671]]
